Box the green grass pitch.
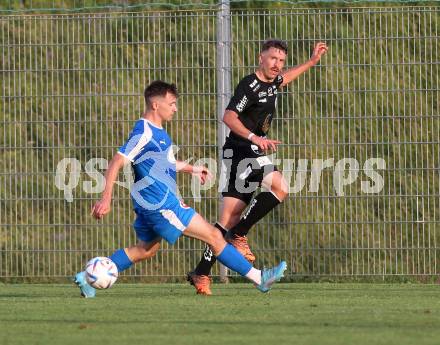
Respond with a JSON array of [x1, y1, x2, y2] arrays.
[[0, 283, 439, 345]]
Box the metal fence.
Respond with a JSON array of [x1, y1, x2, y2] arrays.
[[1, 5, 439, 281]]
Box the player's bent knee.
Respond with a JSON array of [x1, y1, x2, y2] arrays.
[[272, 178, 288, 201], [277, 186, 288, 201], [270, 187, 287, 202]]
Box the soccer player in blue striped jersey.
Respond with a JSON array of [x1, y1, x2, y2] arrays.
[[74, 81, 286, 297]]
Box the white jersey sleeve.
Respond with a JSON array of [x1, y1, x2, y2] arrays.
[[118, 120, 152, 162]]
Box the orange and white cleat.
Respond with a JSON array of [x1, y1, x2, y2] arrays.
[[187, 271, 212, 296], [225, 233, 256, 263]]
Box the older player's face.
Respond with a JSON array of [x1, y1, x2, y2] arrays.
[[259, 47, 286, 81], [156, 92, 178, 121]]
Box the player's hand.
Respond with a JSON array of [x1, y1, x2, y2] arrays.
[[311, 42, 328, 64], [192, 165, 213, 185], [91, 198, 111, 219], [251, 135, 282, 151]]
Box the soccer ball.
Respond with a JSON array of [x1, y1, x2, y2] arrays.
[[85, 257, 118, 289]]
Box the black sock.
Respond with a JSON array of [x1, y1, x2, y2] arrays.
[[230, 192, 281, 237], [193, 223, 227, 276]]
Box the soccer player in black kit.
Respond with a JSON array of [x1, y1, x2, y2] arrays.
[[188, 39, 328, 295]]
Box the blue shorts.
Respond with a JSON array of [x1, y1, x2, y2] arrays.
[[133, 197, 196, 245]]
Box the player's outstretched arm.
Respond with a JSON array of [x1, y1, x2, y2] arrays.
[[91, 153, 128, 219], [176, 161, 213, 185], [280, 42, 328, 87]]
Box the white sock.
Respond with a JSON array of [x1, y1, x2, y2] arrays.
[[245, 267, 261, 285]]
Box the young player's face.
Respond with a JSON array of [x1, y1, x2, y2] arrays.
[[259, 47, 286, 81], [157, 92, 178, 121]]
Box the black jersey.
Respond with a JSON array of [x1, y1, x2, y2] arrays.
[[225, 73, 283, 146]]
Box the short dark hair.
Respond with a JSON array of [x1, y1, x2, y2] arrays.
[[261, 39, 288, 54], [144, 80, 178, 109]]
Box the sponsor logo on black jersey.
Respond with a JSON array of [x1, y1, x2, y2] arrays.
[[268, 87, 273, 96], [249, 79, 258, 88], [253, 84, 261, 92], [258, 91, 267, 98], [258, 98, 267, 103], [236, 95, 248, 112]]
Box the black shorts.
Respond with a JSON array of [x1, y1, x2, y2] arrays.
[[220, 141, 278, 205]]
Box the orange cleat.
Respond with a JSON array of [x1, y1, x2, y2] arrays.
[[225, 233, 256, 263], [187, 271, 212, 296]]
